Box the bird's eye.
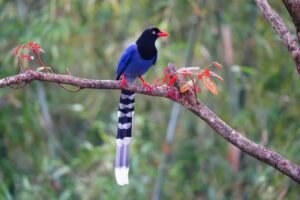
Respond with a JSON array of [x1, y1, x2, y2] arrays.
[[152, 31, 156, 35]]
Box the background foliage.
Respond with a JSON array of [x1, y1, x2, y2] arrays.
[[0, 0, 299, 199]]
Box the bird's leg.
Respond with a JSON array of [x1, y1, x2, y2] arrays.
[[139, 76, 153, 92], [139, 76, 151, 87], [120, 74, 128, 88]]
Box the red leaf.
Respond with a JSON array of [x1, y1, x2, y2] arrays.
[[204, 68, 210, 76], [14, 45, 25, 56], [179, 83, 190, 93], [168, 75, 178, 86], [198, 68, 210, 79], [201, 76, 219, 95], [210, 71, 224, 81], [212, 61, 223, 69], [26, 41, 44, 54]]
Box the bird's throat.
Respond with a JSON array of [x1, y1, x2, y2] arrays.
[[137, 44, 157, 60]]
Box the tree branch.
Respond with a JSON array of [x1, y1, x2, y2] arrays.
[[256, 0, 300, 74], [282, 0, 300, 42], [1, 69, 300, 183]]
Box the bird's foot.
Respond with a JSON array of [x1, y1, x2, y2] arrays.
[[120, 75, 128, 88], [139, 76, 153, 93]]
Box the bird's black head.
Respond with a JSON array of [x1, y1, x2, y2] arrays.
[[136, 26, 169, 60], [137, 26, 169, 43]]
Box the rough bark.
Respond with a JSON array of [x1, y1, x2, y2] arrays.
[[282, 0, 300, 42], [256, 0, 300, 74]]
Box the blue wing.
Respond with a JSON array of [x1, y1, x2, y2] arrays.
[[116, 44, 137, 80]]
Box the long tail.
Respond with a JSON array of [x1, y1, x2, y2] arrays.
[[115, 90, 135, 185]]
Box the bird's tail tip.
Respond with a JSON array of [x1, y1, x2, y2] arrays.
[[115, 167, 129, 186]]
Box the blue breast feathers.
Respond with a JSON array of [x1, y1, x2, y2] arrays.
[[116, 43, 157, 82]]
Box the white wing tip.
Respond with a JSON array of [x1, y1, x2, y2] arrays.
[[115, 167, 129, 186]]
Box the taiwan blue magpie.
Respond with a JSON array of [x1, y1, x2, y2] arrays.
[[115, 26, 168, 185]]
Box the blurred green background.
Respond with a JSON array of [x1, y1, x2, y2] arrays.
[[0, 0, 299, 199]]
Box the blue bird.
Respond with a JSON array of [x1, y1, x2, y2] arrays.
[[115, 26, 168, 185]]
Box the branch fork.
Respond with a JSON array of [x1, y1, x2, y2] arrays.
[[256, 0, 300, 74]]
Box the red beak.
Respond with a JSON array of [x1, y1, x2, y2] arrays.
[[157, 31, 169, 37]]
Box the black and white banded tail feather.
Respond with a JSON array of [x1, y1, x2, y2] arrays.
[[115, 90, 135, 185]]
